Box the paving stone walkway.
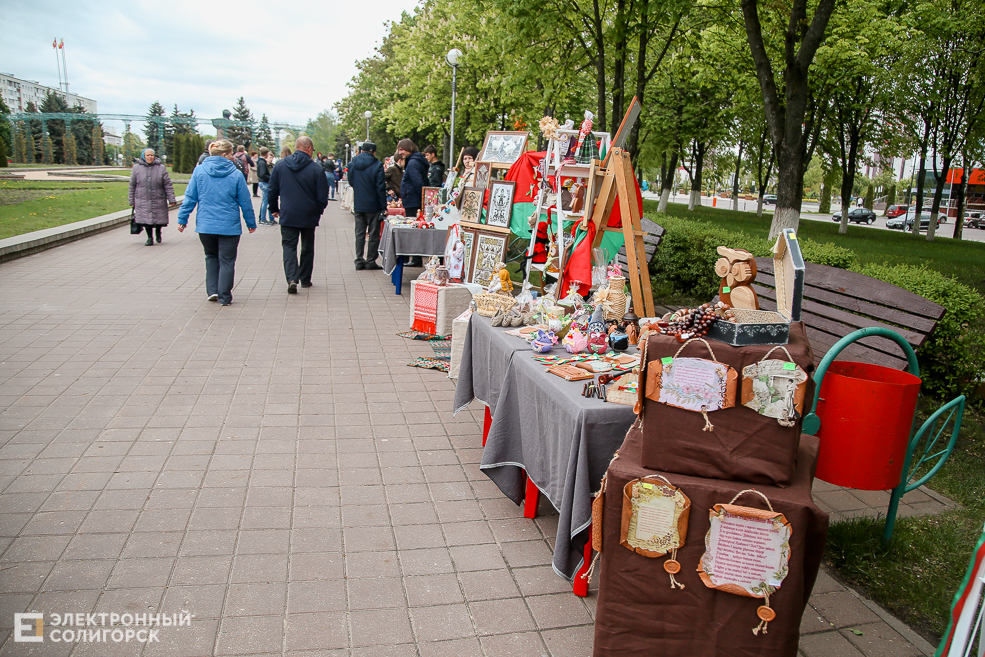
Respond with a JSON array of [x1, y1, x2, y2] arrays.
[[0, 199, 941, 655]]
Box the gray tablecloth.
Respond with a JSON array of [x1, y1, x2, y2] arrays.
[[480, 349, 638, 581], [452, 314, 532, 414], [380, 222, 448, 275]]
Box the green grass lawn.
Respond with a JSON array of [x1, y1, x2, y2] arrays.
[[646, 201, 985, 295], [0, 180, 187, 240], [645, 201, 985, 645]]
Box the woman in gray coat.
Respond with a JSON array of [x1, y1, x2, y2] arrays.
[[129, 148, 177, 246]]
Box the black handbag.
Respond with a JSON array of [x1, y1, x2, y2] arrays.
[[129, 208, 141, 235]]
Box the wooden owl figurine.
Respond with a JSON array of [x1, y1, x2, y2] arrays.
[[715, 246, 759, 310]]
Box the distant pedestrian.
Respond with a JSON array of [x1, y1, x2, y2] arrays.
[[233, 145, 252, 180], [197, 141, 214, 167], [398, 139, 428, 220], [129, 148, 177, 246], [323, 153, 338, 201], [347, 141, 386, 271], [257, 147, 276, 226], [423, 145, 446, 187], [386, 155, 404, 202], [280, 145, 292, 159], [248, 150, 259, 196], [177, 139, 257, 306], [268, 136, 329, 294]]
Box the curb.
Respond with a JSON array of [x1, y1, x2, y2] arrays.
[[0, 195, 185, 263]]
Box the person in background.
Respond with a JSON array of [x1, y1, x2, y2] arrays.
[[423, 145, 446, 188], [322, 153, 338, 201], [347, 142, 386, 271], [280, 145, 292, 159], [398, 139, 428, 220], [177, 139, 256, 306], [129, 148, 178, 246], [334, 158, 344, 190], [267, 136, 329, 294], [233, 145, 253, 180], [197, 140, 215, 167], [386, 154, 404, 202], [248, 150, 259, 196], [257, 147, 275, 226]]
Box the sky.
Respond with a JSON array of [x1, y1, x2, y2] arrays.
[[3, 0, 417, 133]]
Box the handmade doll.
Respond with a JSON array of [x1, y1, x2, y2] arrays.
[[531, 329, 558, 353], [563, 327, 588, 354]]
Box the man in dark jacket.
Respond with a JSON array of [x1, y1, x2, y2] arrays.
[[397, 139, 429, 219], [347, 142, 387, 271], [257, 147, 275, 225], [268, 136, 329, 293], [423, 145, 446, 187], [321, 154, 338, 201]]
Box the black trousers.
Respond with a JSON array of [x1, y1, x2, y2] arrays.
[[353, 212, 381, 264], [198, 233, 240, 304], [281, 225, 316, 284], [143, 225, 162, 239]]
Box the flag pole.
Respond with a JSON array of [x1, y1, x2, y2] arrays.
[[60, 40, 69, 94], [53, 39, 63, 93]]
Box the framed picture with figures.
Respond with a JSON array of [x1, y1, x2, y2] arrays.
[[469, 229, 508, 288], [478, 131, 529, 169], [486, 180, 515, 231], [458, 187, 485, 226], [474, 161, 493, 189]]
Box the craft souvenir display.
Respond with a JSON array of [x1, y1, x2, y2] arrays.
[[531, 329, 558, 353], [478, 131, 529, 168], [714, 246, 759, 310], [459, 187, 484, 225], [470, 231, 508, 288], [608, 328, 629, 352], [563, 327, 588, 354], [706, 229, 805, 346], [547, 363, 593, 381], [474, 161, 493, 189], [620, 475, 691, 589], [741, 346, 809, 426], [487, 180, 515, 229], [644, 338, 738, 431], [697, 489, 792, 635], [587, 305, 609, 355]]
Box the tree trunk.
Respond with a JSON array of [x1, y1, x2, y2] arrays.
[[926, 155, 951, 241], [592, 0, 607, 132], [772, 151, 805, 238], [912, 146, 927, 236], [952, 162, 967, 240], [688, 142, 705, 211], [732, 140, 744, 211], [610, 0, 627, 134], [659, 151, 678, 213], [757, 194, 764, 217]]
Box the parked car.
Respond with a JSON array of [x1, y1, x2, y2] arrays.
[[886, 204, 909, 218], [832, 207, 877, 224], [763, 194, 777, 205], [887, 209, 942, 231], [964, 211, 983, 229]]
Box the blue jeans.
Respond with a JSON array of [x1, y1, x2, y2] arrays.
[[259, 182, 271, 222], [325, 173, 337, 199]]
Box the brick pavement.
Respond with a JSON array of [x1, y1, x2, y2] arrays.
[[0, 198, 939, 655]]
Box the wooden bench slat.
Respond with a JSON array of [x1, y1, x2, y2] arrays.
[[754, 273, 940, 335], [803, 326, 909, 370], [757, 258, 946, 321]]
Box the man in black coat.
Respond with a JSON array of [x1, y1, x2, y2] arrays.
[[268, 136, 329, 293], [347, 142, 387, 271], [424, 145, 446, 187]]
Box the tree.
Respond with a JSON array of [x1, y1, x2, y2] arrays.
[[305, 111, 341, 156], [173, 133, 184, 173], [41, 130, 53, 164], [91, 123, 104, 166], [741, 0, 838, 239], [63, 132, 77, 165], [25, 101, 40, 163], [0, 136, 8, 168], [256, 114, 274, 149], [166, 105, 197, 157], [0, 96, 11, 161], [13, 123, 27, 163], [227, 97, 253, 147], [144, 101, 166, 153], [40, 90, 70, 163]]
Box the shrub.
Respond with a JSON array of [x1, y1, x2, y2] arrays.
[[0, 136, 7, 168], [798, 241, 857, 269], [855, 263, 985, 397]]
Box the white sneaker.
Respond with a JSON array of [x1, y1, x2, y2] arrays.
[[208, 294, 219, 302]]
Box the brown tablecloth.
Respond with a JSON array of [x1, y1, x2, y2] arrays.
[[593, 428, 828, 657]]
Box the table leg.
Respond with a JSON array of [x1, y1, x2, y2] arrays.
[[392, 257, 404, 295], [572, 528, 593, 597], [523, 475, 540, 519], [482, 406, 493, 447]]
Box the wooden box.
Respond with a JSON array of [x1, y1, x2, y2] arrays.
[[707, 228, 804, 346]]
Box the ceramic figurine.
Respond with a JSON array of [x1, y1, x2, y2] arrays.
[[434, 266, 450, 286], [563, 327, 588, 354], [531, 329, 558, 353], [587, 329, 609, 355], [497, 267, 513, 295], [608, 328, 629, 352]]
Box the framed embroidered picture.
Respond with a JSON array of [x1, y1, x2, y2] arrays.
[[486, 180, 515, 231], [421, 187, 441, 220], [458, 187, 484, 226], [479, 131, 529, 169], [459, 227, 476, 283], [470, 230, 507, 288], [474, 161, 493, 189]]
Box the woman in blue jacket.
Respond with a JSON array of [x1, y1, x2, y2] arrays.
[[177, 139, 257, 306]]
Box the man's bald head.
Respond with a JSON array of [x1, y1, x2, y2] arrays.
[[295, 136, 314, 154]]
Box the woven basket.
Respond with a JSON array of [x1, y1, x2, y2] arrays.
[[474, 293, 517, 317], [605, 276, 627, 321]]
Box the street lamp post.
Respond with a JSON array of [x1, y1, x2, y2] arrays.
[[346, 144, 350, 166], [364, 111, 372, 141], [446, 48, 462, 167]]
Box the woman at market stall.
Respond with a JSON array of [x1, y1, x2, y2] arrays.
[[177, 139, 257, 306], [398, 139, 429, 220], [385, 154, 404, 203], [129, 148, 178, 246]]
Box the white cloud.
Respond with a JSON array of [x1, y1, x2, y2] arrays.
[[3, 0, 416, 133]]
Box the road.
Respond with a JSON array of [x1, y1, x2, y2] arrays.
[[642, 192, 985, 243]]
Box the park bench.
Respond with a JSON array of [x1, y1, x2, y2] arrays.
[[615, 217, 665, 273], [752, 257, 946, 369]]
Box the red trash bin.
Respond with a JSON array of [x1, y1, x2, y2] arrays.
[[813, 361, 922, 490]]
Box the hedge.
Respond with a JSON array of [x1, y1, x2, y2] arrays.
[[646, 211, 984, 397]]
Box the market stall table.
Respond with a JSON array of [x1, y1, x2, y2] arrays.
[[379, 221, 448, 295], [593, 428, 828, 656], [479, 345, 638, 592], [452, 315, 533, 441]]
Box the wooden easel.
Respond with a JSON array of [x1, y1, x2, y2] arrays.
[[587, 147, 654, 317]]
